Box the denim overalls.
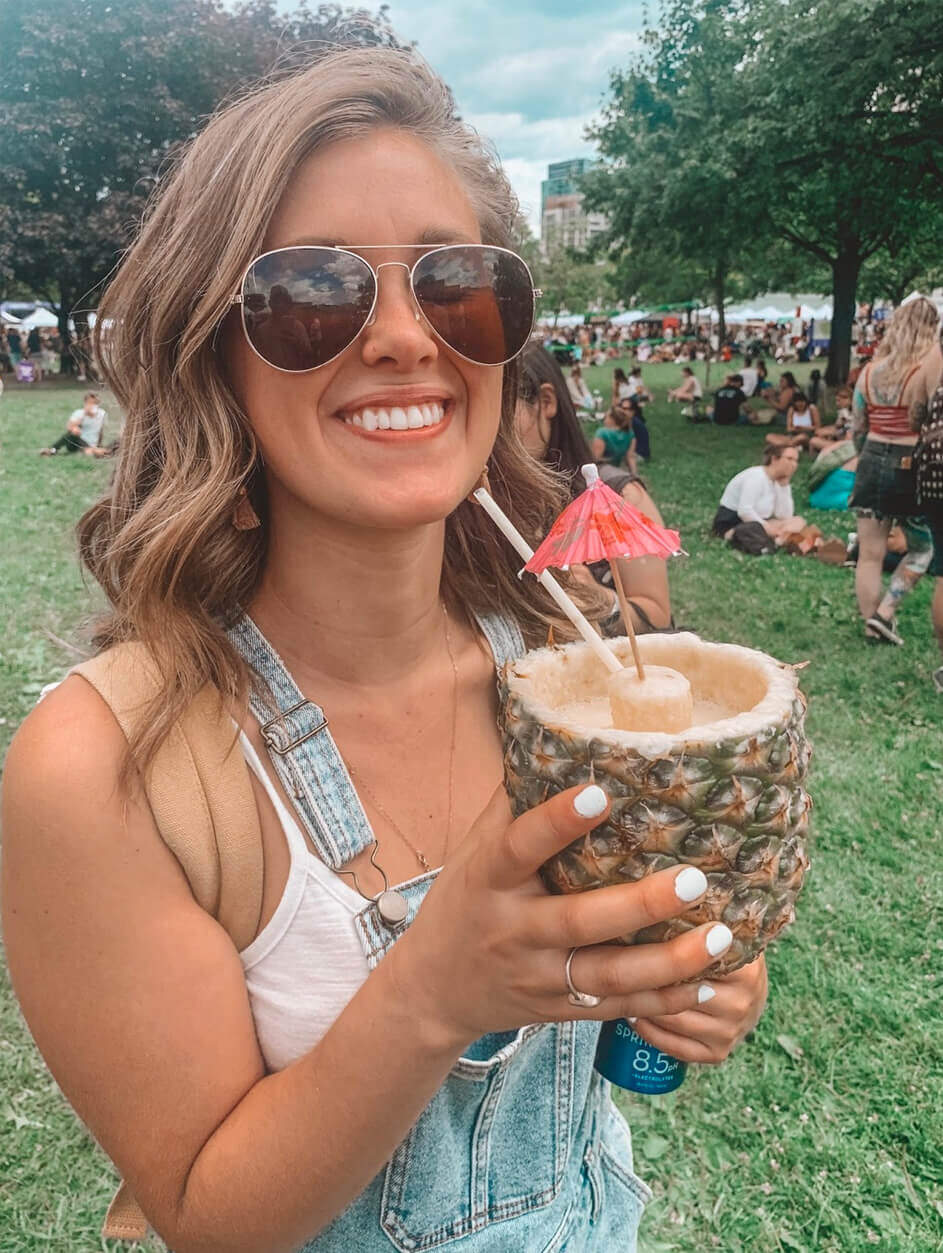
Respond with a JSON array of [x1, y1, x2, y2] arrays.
[[228, 611, 652, 1252]]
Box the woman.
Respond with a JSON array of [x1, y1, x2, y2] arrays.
[[769, 370, 799, 419], [1, 49, 766, 1253], [764, 393, 821, 451], [850, 297, 939, 645], [592, 402, 637, 473], [611, 364, 630, 405], [667, 365, 702, 406], [517, 343, 671, 632], [566, 363, 594, 415]]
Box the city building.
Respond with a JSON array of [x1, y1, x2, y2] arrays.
[[540, 158, 609, 256]]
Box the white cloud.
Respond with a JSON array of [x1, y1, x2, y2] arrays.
[[465, 113, 600, 233]]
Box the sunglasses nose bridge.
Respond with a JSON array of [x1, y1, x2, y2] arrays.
[[364, 260, 422, 328]]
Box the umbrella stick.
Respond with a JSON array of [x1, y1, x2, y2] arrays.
[[608, 559, 645, 680], [473, 488, 623, 675]]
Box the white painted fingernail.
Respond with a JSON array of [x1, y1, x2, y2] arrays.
[[675, 866, 707, 901], [698, 984, 716, 1004], [627, 1016, 637, 1023], [706, 924, 733, 956], [574, 784, 608, 818]]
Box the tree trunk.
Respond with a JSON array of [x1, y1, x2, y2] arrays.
[[713, 264, 726, 354], [56, 289, 75, 375], [826, 245, 860, 385]]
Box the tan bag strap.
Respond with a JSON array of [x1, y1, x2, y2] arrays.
[[70, 642, 264, 1240]]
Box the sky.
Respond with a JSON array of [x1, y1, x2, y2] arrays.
[[373, 2, 646, 235]]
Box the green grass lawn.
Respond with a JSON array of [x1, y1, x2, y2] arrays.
[[1, 370, 941, 1253]]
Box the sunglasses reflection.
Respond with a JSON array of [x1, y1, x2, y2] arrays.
[[242, 246, 532, 372]]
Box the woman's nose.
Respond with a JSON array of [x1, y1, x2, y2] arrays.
[[360, 262, 438, 369]]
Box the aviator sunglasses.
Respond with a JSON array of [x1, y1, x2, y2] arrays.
[[231, 244, 541, 372]]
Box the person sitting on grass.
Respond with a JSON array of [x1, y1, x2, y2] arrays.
[[712, 444, 806, 540], [591, 404, 637, 473], [566, 364, 595, 415], [709, 373, 750, 426], [808, 440, 858, 511], [769, 370, 799, 419], [667, 365, 703, 406], [626, 364, 653, 402], [516, 343, 672, 633], [810, 384, 854, 452], [765, 392, 821, 451], [39, 392, 110, 457]]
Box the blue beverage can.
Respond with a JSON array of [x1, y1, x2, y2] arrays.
[[594, 1018, 687, 1094]]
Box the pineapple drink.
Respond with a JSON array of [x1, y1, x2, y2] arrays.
[[500, 631, 811, 1091], [500, 632, 812, 976]]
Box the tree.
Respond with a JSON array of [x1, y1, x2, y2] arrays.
[[586, 0, 943, 383], [0, 0, 404, 370], [581, 1, 768, 347], [738, 0, 943, 382], [532, 245, 613, 324], [857, 204, 943, 306]]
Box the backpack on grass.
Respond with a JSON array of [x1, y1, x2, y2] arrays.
[[70, 643, 264, 1242]]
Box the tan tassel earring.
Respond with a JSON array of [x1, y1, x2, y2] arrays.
[[232, 487, 261, 531]]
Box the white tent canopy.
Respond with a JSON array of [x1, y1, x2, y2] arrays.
[[609, 309, 650, 326], [18, 307, 59, 329], [536, 313, 586, 328]]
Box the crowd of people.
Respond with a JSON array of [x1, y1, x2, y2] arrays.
[[544, 298, 943, 691], [5, 290, 940, 688], [0, 321, 98, 383]]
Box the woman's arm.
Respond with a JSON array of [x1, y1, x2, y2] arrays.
[[852, 374, 869, 450], [810, 404, 821, 430], [626, 442, 638, 475], [614, 482, 671, 629], [785, 406, 795, 433], [591, 435, 607, 460], [1, 681, 470, 1253]]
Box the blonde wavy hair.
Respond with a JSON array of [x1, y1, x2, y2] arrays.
[[870, 296, 940, 389], [79, 46, 608, 785]]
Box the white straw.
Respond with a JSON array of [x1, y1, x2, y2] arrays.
[[473, 488, 623, 674]]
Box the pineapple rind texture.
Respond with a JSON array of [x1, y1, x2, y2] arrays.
[[498, 636, 812, 976]]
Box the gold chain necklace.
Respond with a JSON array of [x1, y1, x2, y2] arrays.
[[339, 602, 459, 924]]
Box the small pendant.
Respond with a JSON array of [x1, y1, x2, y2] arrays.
[[376, 889, 409, 927]]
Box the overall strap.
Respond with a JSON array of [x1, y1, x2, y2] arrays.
[[471, 609, 526, 669], [227, 614, 374, 867], [227, 609, 525, 866]]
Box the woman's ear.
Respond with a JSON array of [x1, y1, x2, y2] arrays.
[[538, 381, 558, 421]]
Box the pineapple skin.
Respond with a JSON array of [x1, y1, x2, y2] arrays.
[[499, 676, 812, 976]]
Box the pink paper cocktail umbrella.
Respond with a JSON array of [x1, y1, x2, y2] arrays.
[[524, 464, 683, 679]]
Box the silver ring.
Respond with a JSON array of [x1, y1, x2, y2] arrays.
[[565, 947, 602, 1009]]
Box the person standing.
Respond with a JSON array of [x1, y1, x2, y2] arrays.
[[911, 324, 943, 690], [849, 297, 939, 645], [7, 325, 22, 365]]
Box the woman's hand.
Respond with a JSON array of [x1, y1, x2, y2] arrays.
[[386, 784, 734, 1051], [629, 952, 769, 1065]]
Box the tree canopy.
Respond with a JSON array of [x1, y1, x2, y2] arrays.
[[0, 0, 404, 365], [584, 0, 943, 382]]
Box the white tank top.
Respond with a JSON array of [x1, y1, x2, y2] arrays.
[[237, 730, 371, 1074]]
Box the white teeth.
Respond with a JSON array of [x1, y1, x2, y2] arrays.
[[343, 401, 447, 430]]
